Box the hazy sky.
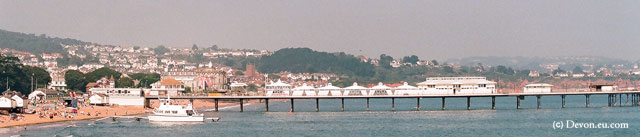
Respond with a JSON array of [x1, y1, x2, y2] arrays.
[[1, 0, 639, 60]]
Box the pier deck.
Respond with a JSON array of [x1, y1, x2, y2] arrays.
[[143, 91, 640, 112]]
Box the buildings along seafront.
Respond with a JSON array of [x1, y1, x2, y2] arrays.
[[266, 77, 498, 96]]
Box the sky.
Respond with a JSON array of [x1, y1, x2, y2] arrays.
[[1, 0, 639, 60]]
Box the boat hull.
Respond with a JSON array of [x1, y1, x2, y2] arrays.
[[148, 115, 204, 122]]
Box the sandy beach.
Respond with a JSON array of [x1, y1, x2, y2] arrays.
[[0, 99, 254, 128]]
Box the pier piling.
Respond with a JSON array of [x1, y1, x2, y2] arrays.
[[392, 98, 395, 111], [214, 99, 219, 112], [290, 99, 294, 112], [366, 98, 370, 111], [315, 98, 319, 112], [561, 95, 566, 108], [608, 94, 611, 107], [537, 96, 541, 109], [416, 98, 421, 111], [240, 99, 244, 112], [516, 96, 521, 109], [467, 97, 471, 110], [586, 95, 590, 108], [341, 98, 345, 112], [442, 97, 446, 110], [620, 94, 622, 106], [265, 98, 269, 112], [491, 96, 496, 110]]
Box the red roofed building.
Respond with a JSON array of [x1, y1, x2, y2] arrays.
[[151, 78, 185, 96]]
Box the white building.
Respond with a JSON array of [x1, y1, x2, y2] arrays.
[[89, 88, 147, 106], [265, 80, 292, 96], [28, 90, 46, 100], [317, 83, 342, 96], [292, 83, 316, 96], [344, 82, 367, 96], [88, 94, 109, 105], [11, 95, 24, 108], [369, 82, 392, 95], [523, 83, 553, 93], [0, 97, 15, 109], [416, 77, 496, 95], [48, 76, 67, 91], [394, 82, 420, 95]]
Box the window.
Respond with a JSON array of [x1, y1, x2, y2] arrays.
[[478, 84, 486, 88], [171, 111, 178, 114], [427, 85, 435, 88]]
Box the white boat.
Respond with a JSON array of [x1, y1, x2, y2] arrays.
[[148, 96, 204, 122]]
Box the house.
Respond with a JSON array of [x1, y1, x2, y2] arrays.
[[86, 76, 116, 93], [555, 73, 569, 77], [88, 94, 109, 105], [523, 83, 553, 93], [529, 70, 540, 77], [572, 73, 585, 78], [48, 76, 67, 91], [151, 78, 185, 96]]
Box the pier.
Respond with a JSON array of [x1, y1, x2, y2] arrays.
[[144, 91, 640, 112]]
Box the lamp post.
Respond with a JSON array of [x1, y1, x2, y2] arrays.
[[3, 71, 7, 90], [31, 73, 34, 92]]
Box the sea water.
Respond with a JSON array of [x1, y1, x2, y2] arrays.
[[3, 95, 639, 136]]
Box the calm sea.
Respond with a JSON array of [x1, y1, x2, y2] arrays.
[[3, 95, 639, 136]]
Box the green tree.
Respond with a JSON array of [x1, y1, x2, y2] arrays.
[[431, 60, 439, 65], [184, 87, 192, 93], [192, 44, 199, 51], [65, 70, 87, 92], [85, 67, 121, 82], [116, 77, 134, 88], [247, 84, 258, 92], [402, 55, 419, 64], [572, 66, 584, 73], [553, 68, 566, 75], [129, 73, 161, 88], [154, 45, 170, 55], [379, 54, 393, 69], [235, 71, 244, 76]]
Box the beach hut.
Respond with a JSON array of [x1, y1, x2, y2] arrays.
[[292, 83, 316, 96], [344, 82, 367, 96], [11, 95, 24, 108], [317, 83, 342, 96], [0, 96, 16, 109], [28, 90, 46, 100], [369, 82, 393, 95], [394, 82, 420, 95], [266, 80, 292, 96]]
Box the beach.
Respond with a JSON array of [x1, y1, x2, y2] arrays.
[[0, 99, 251, 128]]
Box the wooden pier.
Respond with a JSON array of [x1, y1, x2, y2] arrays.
[[144, 91, 640, 112]]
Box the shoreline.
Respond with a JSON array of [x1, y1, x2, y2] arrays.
[[0, 100, 249, 129], [0, 99, 274, 129]]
